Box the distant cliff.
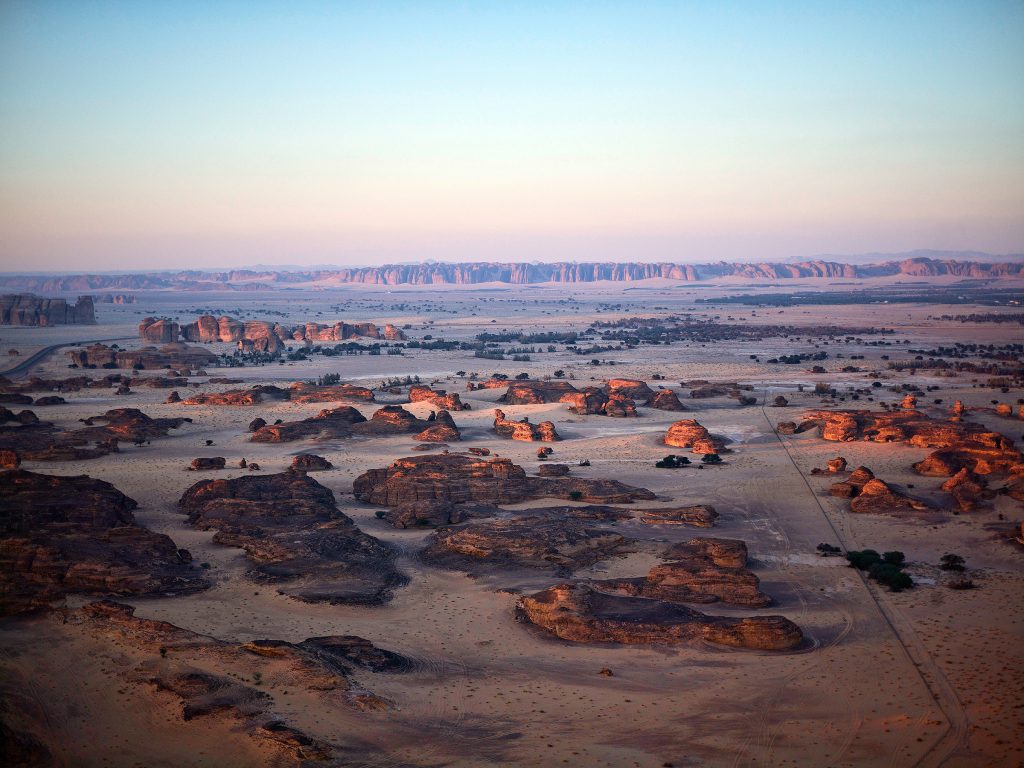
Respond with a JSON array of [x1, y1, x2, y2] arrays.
[[0, 257, 1021, 291], [0, 294, 96, 325]]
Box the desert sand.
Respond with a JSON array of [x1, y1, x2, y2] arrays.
[[1, 279, 1022, 767]]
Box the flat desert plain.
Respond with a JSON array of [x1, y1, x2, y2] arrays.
[[1, 280, 1022, 768]]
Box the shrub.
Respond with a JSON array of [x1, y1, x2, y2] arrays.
[[701, 453, 723, 464], [869, 563, 914, 592], [846, 549, 881, 570], [569, 490, 583, 501], [882, 551, 905, 566], [940, 553, 965, 572]]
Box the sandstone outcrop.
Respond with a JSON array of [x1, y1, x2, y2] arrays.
[[648, 389, 686, 411], [67, 342, 217, 371], [182, 389, 262, 406], [941, 468, 990, 511], [604, 379, 655, 402], [498, 380, 578, 404], [516, 583, 803, 650], [493, 409, 561, 441], [291, 454, 333, 472], [63, 600, 407, 758], [601, 392, 638, 417], [408, 385, 466, 411], [422, 516, 632, 575], [171, 313, 406, 352], [798, 409, 1023, 477], [663, 419, 726, 454], [830, 467, 930, 514], [178, 471, 405, 604], [250, 406, 368, 442], [414, 410, 461, 442], [138, 317, 180, 344], [190, 457, 226, 471], [8, 257, 1022, 290], [0, 471, 207, 614], [638, 504, 718, 527], [288, 382, 375, 403], [0, 294, 95, 325], [594, 537, 770, 607], [0, 407, 190, 462], [353, 454, 655, 528], [850, 478, 931, 514]]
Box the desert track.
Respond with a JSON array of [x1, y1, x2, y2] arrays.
[[763, 407, 970, 767]]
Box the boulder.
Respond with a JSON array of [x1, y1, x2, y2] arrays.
[[290, 454, 333, 472], [941, 468, 989, 511], [409, 385, 466, 411], [190, 457, 226, 471], [604, 379, 655, 402]]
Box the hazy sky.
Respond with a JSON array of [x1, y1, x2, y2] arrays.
[[1, 1, 1022, 271]]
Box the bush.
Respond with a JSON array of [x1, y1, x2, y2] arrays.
[[940, 553, 965, 572], [569, 490, 583, 501], [846, 549, 881, 570], [655, 454, 691, 469], [882, 551, 905, 566], [816, 543, 842, 556], [868, 563, 914, 592], [701, 453, 723, 464]]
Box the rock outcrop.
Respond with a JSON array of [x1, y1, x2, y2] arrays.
[[941, 468, 990, 511], [291, 454, 333, 472], [516, 583, 803, 650], [7, 258, 1023, 290], [498, 381, 578, 404], [830, 467, 930, 514], [638, 504, 718, 527], [190, 457, 226, 471], [352, 454, 656, 528], [797, 409, 1022, 477], [422, 516, 632, 575], [414, 410, 461, 442], [288, 382, 375, 403], [0, 407, 190, 462], [0, 294, 95, 325], [0, 470, 207, 614], [604, 379, 655, 402], [493, 409, 561, 442], [178, 471, 405, 604], [250, 406, 368, 442], [67, 342, 217, 371], [648, 389, 687, 411], [138, 318, 180, 343], [408, 385, 466, 411], [182, 389, 262, 406], [663, 419, 726, 454], [167, 313, 406, 352], [594, 537, 770, 607]]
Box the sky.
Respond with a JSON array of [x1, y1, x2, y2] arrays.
[[1, 1, 1022, 271]]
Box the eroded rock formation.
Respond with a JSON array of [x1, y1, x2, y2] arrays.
[[0, 470, 207, 614], [422, 516, 632, 575], [178, 470, 405, 604], [663, 419, 726, 454], [289, 382, 375, 403], [0, 294, 95, 325], [352, 454, 655, 528], [796, 409, 1022, 477], [409, 385, 466, 411], [493, 409, 561, 441], [516, 583, 803, 650], [67, 342, 217, 371], [594, 537, 770, 607]]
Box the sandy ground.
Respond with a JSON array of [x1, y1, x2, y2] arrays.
[[1, 282, 1022, 767]]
